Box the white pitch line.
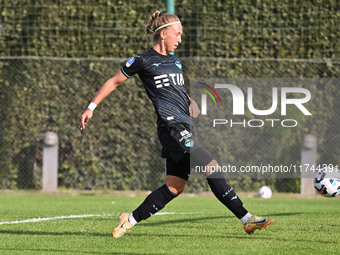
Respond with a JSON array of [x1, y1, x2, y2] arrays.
[[0, 214, 111, 226], [0, 212, 196, 225]]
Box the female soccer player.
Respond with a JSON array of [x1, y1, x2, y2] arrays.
[[79, 11, 273, 238]]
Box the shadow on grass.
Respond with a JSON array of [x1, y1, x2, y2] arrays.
[[0, 215, 221, 238], [141, 212, 306, 227], [261, 212, 309, 217], [0, 215, 231, 238], [126, 232, 337, 245], [0, 248, 140, 255], [141, 215, 230, 226], [0, 229, 109, 237], [2, 212, 329, 244], [0, 224, 337, 246]]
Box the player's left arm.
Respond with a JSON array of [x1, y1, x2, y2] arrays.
[[188, 96, 200, 118]]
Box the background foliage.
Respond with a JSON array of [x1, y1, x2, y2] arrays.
[[0, 0, 339, 191]]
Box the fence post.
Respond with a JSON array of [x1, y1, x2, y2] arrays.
[[42, 131, 58, 192], [300, 134, 317, 196], [166, 0, 175, 55], [166, 0, 175, 14]]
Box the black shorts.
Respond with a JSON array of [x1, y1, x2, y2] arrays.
[[158, 123, 214, 181]]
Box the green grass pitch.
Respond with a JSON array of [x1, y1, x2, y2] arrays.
[[0, 193, 339, 255]]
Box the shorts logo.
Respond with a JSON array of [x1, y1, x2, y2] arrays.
[[125, 57, 135, 67], [180, 130, 189, 136], [179, 129, 192, 142]]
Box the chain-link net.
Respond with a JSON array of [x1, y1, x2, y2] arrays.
[[1, 0, 339, 192], [1, 0, 339, 58]]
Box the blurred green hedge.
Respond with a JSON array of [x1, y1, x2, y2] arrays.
[[0, 0, 339, 58], [1, 58, 339, 192]]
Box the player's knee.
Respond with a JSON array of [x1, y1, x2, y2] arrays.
[[203, 159, 220, 177], [165, 175, 187, 195], [167, 185, 185, 196]]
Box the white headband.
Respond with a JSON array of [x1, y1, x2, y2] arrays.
[[154, 21, 181, 32]]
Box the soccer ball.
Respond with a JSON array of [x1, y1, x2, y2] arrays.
[[314, 167, 340, 198], [258, 186, 272, 198]]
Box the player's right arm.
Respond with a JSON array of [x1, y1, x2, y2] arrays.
[[79, 69, 128, 130]]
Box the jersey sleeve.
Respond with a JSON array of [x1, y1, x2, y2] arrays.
[[121, 55, 143, 78]]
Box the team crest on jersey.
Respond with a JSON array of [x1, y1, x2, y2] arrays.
[[126, 57, 135, 67], [175, 59, 182, 69]]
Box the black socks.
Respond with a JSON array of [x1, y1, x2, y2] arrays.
[[132, 184, 177, 223], [131, 173, 247, 223], [207, 172, 248, 219]]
